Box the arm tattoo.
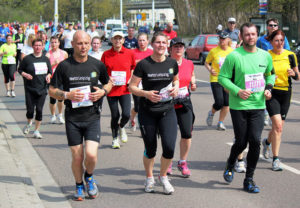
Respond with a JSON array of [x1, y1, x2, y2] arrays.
[[55, 89, 64, 99]]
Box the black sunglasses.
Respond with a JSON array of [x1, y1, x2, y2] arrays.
[[268, 24, 278, 27]]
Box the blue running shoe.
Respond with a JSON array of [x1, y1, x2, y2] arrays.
[[74, 184, 85, 201], [223, 167, 234, 183], [243, 178, 260, 193], [85, 176, 99, 198]]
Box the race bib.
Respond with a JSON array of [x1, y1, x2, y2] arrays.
[[111, 71, 126, 86], [34, 62, 48, 75], [175, 86, 189, 99], [70, 85, 93, 108], [17, 43, 24, 50], [218, 57, 225, 69], [159, 82, 173, 102], [245, 73, 265, 92], [7, 56, 16, 64], [231, 41, 237, 49]]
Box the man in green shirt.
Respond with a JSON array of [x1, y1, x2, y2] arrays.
[[218, 23, 275, 193]]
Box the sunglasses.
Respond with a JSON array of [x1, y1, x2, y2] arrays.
[[268, 24, 278, 27], [229, 22, 236, 24]]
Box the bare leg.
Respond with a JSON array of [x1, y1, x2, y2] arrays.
[[84, 140, 99, 174], [219, 106, 229, 122], [34, 120, 41, 131], [57, 101, 64, 115], [160, 156, 172, 176], [49, 103, 56, 116], [180, 138, 191, 161], [70, 144, 84, 183], [268, 115, 284, 157], [10, 81, 15, 91], [143, 156, 155, 177]]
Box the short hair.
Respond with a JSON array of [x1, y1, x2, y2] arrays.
[[151, 32, 167, 44], [128, 26, 135, 30], [240, 22, 258, 36], [50, 36, 59, 41], [266, 29, 285, 42], [137, 32, 149, 40], [92, 36, 102, 43], [32, 38, 43, 46], [5, 34, 12, 39], [266, 18, 279, 25]]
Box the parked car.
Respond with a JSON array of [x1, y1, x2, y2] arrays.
[[107, 28, 128, 45], [185, 34, 219, 65]]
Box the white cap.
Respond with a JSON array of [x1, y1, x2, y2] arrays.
[[228, 17, 236, 22], [216, 24, 223, 30], [112, 31, 124, 38]]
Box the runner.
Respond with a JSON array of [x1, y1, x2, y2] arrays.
[[21, 34, 35, 60], [88, 36, 104, 60], [123, 27, 138, 49], [46, 36, 68, 124], [18, 38, 52, 139], [205, 31, 233, 130], [0, 35, 17, 97], [87, 23, 99, 39], [219, 23, 275, 193], [129, 33, 153, 131], [49, 31, 112, 200], [12, 27, 25, 67], [168, 37, 196, 177], [101, 31, 136, 149], [262, 29, 299, 171], [129, 32, 179, 194], [224, 17, 241, 49], [62, 23, 76, 57]]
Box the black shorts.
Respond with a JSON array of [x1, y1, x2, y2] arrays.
[[266, 89, 291, 120], [65, 119, 101, 146], [175, 102, 194, 139]]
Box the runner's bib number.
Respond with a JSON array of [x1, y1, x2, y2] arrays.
[[245, 73, 265, 92], [70, 85, 93, 108], [17, 43, 24, 50], [7, 56, 16, 64], [175, 86, 189, 99], [111, 71, 126, 86], [34, 62, 48, 75], [159, 82, 173, 102]]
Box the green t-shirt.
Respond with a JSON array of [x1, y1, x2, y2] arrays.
[[218, 46, 275, 110], [0, 43, 17, 64]]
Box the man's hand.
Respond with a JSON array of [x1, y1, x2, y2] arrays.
[[145, 90, 161, 103], [21, 72, 33, 80], [89, 86, 105, 102], [264, 90, 272, 100], [67, 89, 84, 102], [210, 68, 217, 76], [238, 89, 253, 100], [46, 74, 51, 84], [169, 86, 179, 97]]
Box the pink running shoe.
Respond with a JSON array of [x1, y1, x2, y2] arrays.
[[167, 163, 172, 175], [177, 161, 191, 177]]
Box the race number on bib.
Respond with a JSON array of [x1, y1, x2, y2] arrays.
[[7, 56, 16, 64], [17, 43, 24, 50], [70, 85, 93, 108], [111, 71, 126, 86], [175, 86, 189, 99], [159, 82, 173, 102], [34, 62, 48, 75], [245, 73, 265, 92]]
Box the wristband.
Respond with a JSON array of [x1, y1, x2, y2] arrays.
[[292, 72, 299, 80], [103, 88, 108, 96]]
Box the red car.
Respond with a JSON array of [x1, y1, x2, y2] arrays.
[[185, 34, 219, 65]]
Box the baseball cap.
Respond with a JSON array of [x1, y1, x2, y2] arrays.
[[112, 31, 124, 38], [228, 17, 236, 23], [170, 37, 185, 47], [216, 24, 223, 31], [219, 31, 229, 39]]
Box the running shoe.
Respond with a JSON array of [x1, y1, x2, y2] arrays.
[[243, 178, 260, 193], [217, 122, 226, 131], [234, 161, 246, 173], [58, 115, 65, 124], [223, 166, 234, 183], [206, 110, 214, 126], [177, 161, 191, 177], [11, 90, 16, 97], [119, 127, 128, 143], [23, 124, 31, 135], [129, 119, 136, 132], [262, 138, 271, 159], [6, 90, 11, 97], [85, 176, 99, 198], [50, 115, 57, 124], [264, 112, 270, 126], [144, 177, 155, 193], [33, 130, 43, 139], [272, 158, 283, 171], [158, 176, 174, 195], [74, 184, 85, 201], [167, 163, 172, 175], [112, 137, 120, 149]]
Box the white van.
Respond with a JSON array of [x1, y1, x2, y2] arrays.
[[104, 19, 123, 40]]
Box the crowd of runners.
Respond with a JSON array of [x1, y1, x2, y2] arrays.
[[0, 16, 298, 199]]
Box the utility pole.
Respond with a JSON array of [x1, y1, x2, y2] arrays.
[[152, 0, 155, 28], [81, 0, 84, 30], [120, 0, 123, 28], [54, 0, 58, 27], [298, 0, 300, 42]]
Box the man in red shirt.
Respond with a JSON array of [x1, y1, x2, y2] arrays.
[[162, 22, 177, 41]]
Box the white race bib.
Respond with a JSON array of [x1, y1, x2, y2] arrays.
[[175, 86, 189, 99], [159, 82, 173, 102], [111, 71, 126, 86], [7, 56, 16, 64], [17, 43, 24, 50], [245, 73, 265, 92], [34, 62, 48, 75], [218, 57, 226, 69], [70, 85, 93, 108]]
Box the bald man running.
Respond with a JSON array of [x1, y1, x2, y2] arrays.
[[49, 31, 112, 200]]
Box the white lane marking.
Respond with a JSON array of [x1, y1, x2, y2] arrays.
[[226, 142, 300, 175], [195, 79, 300, 104]]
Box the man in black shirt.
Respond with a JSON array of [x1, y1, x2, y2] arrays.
[[123, 27, 138, 49], [49, 30, 112, 201], [18, 38, 52, 139]]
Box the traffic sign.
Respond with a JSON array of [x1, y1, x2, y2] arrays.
[[141, 13, 146, 21], [137, 14, 142, 20]]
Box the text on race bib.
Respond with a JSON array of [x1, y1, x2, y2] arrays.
[[245, 73, 265, 92], [111, 71, 126, 86], [34, 62, 48, 75], [70, 85, 93, 108], [159, 82, 173, 102]]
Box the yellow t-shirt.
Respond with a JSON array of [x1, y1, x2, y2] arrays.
[[269, 49, 298, 91], [206, 46, 233, 82], [0, 43, 17, 64]]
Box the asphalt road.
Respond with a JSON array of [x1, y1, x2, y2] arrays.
[[1, 43, 300, 208]]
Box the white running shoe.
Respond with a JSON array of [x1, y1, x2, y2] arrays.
[[119, 127, 128, 143], [272, 159, 283, 171], [144, 177, 155, 193], [262, 138, 271, 159], [206, 110, 214, 126], [217, 122, 226, 131], [235, 161, 246, 173], [112, 137, 120, 149], [50, 115, 57, 124], [158, 176, 174, 195], [23, 124, 32, 135], [6, 91, 11, 97], [33, 130, 43, 139], [58, 115, 65, 124], [11, 90, 16, 97]]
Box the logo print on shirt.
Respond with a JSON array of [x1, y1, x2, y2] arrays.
[[91, 72, 97, 78], [169, 68, 174, 74]]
